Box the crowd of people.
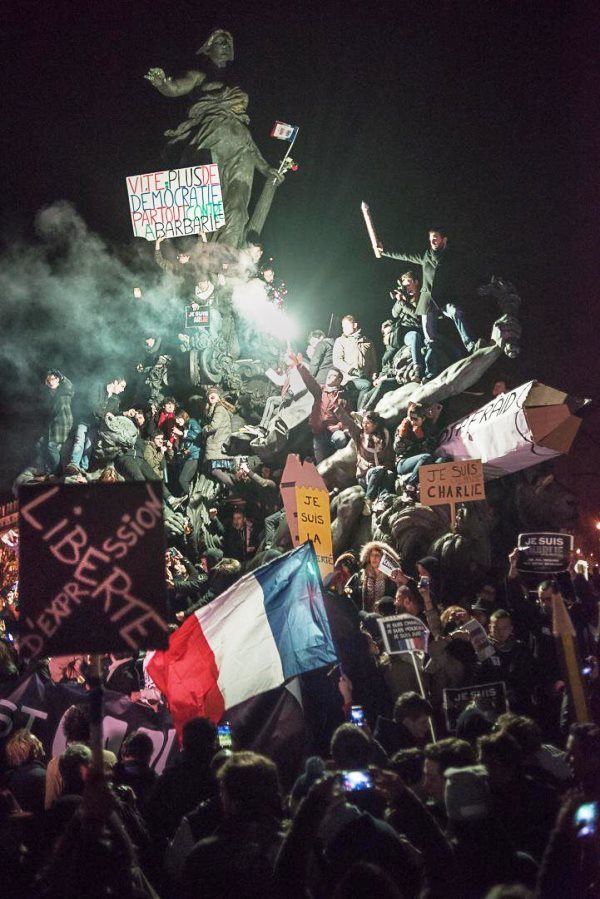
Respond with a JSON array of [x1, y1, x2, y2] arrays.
[[1, 225, 599, 897]]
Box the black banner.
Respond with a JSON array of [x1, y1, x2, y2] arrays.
[[0, 672, 178, 773], [18, 483, 170, 661], [184, 306, 210, 329], [443, 681, 507, 732]]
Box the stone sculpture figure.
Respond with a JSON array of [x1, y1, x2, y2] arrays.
[[146, 29, 282, 248]]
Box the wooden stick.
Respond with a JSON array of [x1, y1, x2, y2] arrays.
[[450, 502, 456, 531]]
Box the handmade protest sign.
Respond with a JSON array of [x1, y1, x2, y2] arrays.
[[419, 459, 484, 528], [280, 455, 325, 546], [17, 483, 170, 661], [443, 682, 507, 732], [126, 165, 225, 241], [296, 485, 333, 581], [378, 614, 429, 654], [517, 532, 573, 574], [184, 306, 211, 329]]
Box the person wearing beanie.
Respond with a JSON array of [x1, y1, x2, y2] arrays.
[[444, 764, 491, 822], [289, 756, 326, 814], [422, 739, 476, 823], [444, 765, 538, 896]]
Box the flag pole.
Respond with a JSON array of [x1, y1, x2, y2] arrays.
[[277, 128, 299, 177], [407, 650, 436, 741], [88, 653, 105, 776]]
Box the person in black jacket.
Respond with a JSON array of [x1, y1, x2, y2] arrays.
[[222, 508, 257, 567], [144, 717, 218, 843], [113, 731, 158, 811], [65, 377, 126, 474], [478, 609, 538, 715], [306, 329, 335, 386], [374, 692, 434, 756], [377, 227, 476, 355], [104, 653, 141, 696]]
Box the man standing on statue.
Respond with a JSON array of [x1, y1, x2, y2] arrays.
[[377, 228, 477, 360]]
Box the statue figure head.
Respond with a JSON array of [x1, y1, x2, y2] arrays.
[[197, 29, 234, 67]]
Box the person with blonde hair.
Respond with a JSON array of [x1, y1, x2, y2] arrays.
[[3, 729, 46, 815]]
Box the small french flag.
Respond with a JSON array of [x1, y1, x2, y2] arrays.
[[146, 543, 336, 736], [270, 121, 299, 141]]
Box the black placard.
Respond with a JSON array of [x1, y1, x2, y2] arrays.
[[184, 306, 211, 329], [17, 483, 170, 661], [517, 532, 573, 574], [443, 682, 507, 732]]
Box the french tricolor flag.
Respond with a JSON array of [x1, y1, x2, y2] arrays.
[[146, 543, 337, 737], [270, 121, 299, 141]]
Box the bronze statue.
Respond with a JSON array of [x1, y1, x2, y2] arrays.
[[145, 29, 283, 248]]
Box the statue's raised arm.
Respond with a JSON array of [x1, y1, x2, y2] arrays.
[[145, 67, 205, 97], [145, 28, 287, 248]]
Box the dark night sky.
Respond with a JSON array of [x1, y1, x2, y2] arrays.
[[1, 0, 599, 534]]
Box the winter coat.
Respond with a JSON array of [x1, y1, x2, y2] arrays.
[[89, 384, 122, 423], [297, 364, 346, 434], [393, 416, 437, 460], [181, 419, 203, 460], [332, 331, 378, 384], [382, 244, 463, 314], [45, 377, 74, 444], [308, 337, 335, 386], [337, 407, 393, 478], [203, 403, 233, 461], [143, 439, 173, 476]]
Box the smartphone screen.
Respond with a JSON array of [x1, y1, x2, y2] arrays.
[[217, 723, 232, 749], [574, 801, 598, 838], [341, 770, 374, 792], [350, 705, 366, 726]]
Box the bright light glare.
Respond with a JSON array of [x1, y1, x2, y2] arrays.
[[231, 279, 298, 342]]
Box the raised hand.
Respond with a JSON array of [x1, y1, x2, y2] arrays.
[[145, 67, 167, 87]]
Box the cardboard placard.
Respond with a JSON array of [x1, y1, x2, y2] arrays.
[[419, 460, 485, 506], [443, 681, 507, 732], [185, 306, 211, 329], [280, 454, 326, 546], [517, 532, 573, 574], [296, 486, 333, 581], [17, 483, 170, 661], [126, 165, 225, 241], [436, 381, 585, 479], [377, 614, 429, 654]]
